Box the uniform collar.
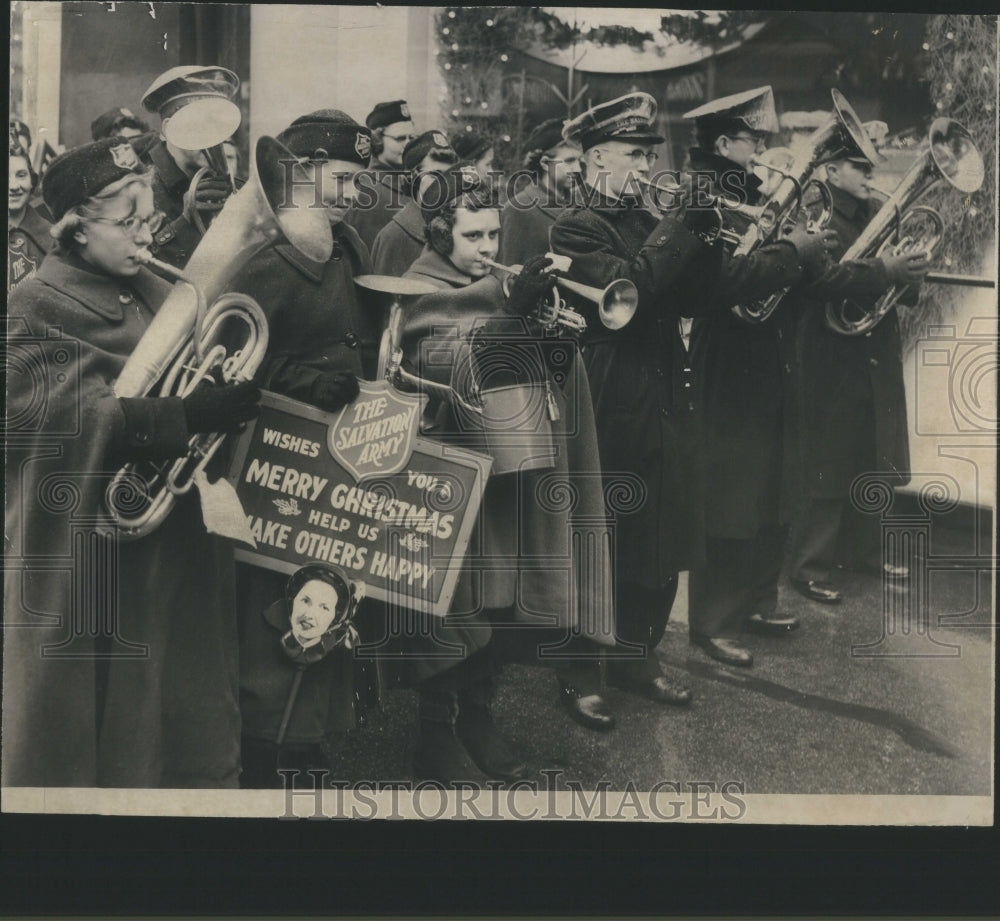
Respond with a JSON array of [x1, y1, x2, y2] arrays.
[[830, 183, 867, 223], [390, 198, 426, 240], [35, 251, 167, 322], [405, 246, 473, 288], [273, 222, 357, 283], [11, 204, 52, 243], [148, 139, 191, 195]]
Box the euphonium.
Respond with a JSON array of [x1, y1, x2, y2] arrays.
[[824, 118, 986, 336], [482, 254, 639, 333], [105, 136, 334, 540], [730, 88, 872, 323]]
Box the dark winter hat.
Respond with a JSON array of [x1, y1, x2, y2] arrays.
[[451, 130, 492, 164], [402, 130, 458, 173], [10, 117, 31, 149], [277, 109, 372, 166], [366, 99, 412, 130], [90, 107, 150, 141], [524, 118, 572, 157], [42, 137, 147, 222], [416, 166, 490, 224]]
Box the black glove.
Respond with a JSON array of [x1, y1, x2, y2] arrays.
[[506, 255, 554, 318], [182, 171, 233, 223], [311, 371, 360, 412], [882, 251, 930, 287], [783, 213, 839, 275], [182, 379, 261, 434]]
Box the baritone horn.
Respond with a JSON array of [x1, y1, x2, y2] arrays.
[[824, 118, 986, 336], [482, 254, 638, 332], [105, 136, 334, 540]]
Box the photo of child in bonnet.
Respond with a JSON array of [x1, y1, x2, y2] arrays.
[[238, 563, 365, 788]]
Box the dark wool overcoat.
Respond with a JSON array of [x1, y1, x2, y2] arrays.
[[8, 204, 54, 292], [3, 253, 240, 788]]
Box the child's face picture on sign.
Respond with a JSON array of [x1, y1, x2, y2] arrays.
[[290, 579, 340, 647]]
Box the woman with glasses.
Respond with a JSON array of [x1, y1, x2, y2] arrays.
[[4, 137, 259, 788]]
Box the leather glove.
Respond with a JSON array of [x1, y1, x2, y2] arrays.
[[311, 371, 360, 412], [182, 379, 261, 434], [182, 170, 234, 224], [882, 251, 930, 287], [783, 213, 839, 275], [506, 255, 555, 318]]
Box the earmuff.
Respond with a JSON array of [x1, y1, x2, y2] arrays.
[[427, 214, 454, 256]]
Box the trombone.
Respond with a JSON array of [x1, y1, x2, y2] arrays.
[[481, 254, 639, 333]]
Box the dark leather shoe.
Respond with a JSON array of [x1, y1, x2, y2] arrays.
[[747, 612, 800, 635], [456, 707, 530, 783], [608, 670, 692, 705], [559, 684, 616, 731], [791, 579, 842, 605], [691, 635, 754, 668]]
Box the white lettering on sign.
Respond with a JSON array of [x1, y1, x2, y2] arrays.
[[261, 427, 321, 457], [368, 550, 436, 590], [244, 459, 328, 502], [328, 483, 454, 539]]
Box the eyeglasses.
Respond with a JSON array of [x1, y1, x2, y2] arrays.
[[84, 210, 165, 238], [384, 133, 416, 144], [727, 134, 766, 147]]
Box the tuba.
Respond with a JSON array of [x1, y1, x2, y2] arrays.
[[105, 136, 334, 540], [730, 88, 872, 323], [824, 118, 986, 336]]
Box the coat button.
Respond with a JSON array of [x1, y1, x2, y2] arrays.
[[656, 368, 664, 378], [344, 332, 359, 349], [784, 363, 791, 374], [135, 430, 149, 443], [870, 357, 879, 367], [656, 236, 667, 244], [119, 291, 134, 305], [684, 381, 691, 389], [331, 244, 343, 261], [865, 332, 872, 338]]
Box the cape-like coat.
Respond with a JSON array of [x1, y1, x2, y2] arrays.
[[4, 253, 240, 787]]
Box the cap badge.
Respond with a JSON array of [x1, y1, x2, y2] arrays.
[[432, 131, 448, 148], [400, 103, 411, 119], [110, 143, 140, 170], [355, 132, 372, 159]]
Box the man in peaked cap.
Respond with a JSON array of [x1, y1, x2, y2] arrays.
[[787, 111, 927, 606], [550, 92, 731, 716], [136, 65, 242, 270], [343, 100, 417, 252], [498, 118, 582, 266], [369, 130, 459, 277]]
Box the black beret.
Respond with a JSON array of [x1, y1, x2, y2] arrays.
[[451, 130, 492, 163], [402, 130, 457, 173], [366, 100, 412, 131], [277, 109, 372, 167], [416, 167, 491, 224], [42, 137, 147, 221], [91, 107, 149, 142], [10, 117, 31, 148]]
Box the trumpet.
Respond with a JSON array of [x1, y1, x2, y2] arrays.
[[825, 118, 986, 336], [635, 176, 770, 248], [481, 254, 639, 333], [105, 136, 334, 540]]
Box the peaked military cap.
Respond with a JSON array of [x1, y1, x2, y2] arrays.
[[141, 65, 240, 118], [684, 86, 780, 136], [563, 92, 664, 152]]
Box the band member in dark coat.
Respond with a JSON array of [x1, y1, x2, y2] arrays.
[[787, 142, 928, 602], [371, 130, 458, 278], [345, 100, 417, 252], [498, 119, 582, 266], [550, 92, 740, 705], [389, 168, 616, 783], [136, 66, 241, 270], [684, 87, 844, 667], [8, 142, 53, 291], [225, 111, 380, 782], [3, 139, 259, 787]]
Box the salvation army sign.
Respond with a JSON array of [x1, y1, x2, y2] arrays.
[[227, 384, 492, 617]]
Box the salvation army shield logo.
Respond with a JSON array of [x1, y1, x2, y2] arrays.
[[355, 131, 372, 160], [110, 143, 140, 170], [326, 380, 424, 481]]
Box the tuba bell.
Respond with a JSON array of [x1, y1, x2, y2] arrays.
[[824, 118, 986, 336], [730, 88, 871, 324], [105, 136, 334, 540]]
